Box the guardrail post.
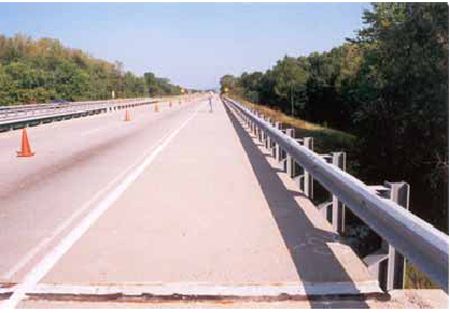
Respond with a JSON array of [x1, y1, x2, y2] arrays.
[[274, 122, 281, 159], [385, 181, 409, 291], [263, 117, 268, 147], [285, 129, 295, 177], [363, 181, 409, 291], [261, 116, 267, 144], [331, 152, 346, 234], [252, 111, 257, 135], [303, 137, 314, 199], [265, 118, 271, 150], [259, 116, 264, 142], [256, 114, 262, 142]]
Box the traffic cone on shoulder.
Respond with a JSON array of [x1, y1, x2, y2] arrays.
[[17, 128, 35, 157], [154, 103, 159, 113], [124, 109, 131, 122]]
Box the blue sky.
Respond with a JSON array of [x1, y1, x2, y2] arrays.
[[0, 2, 370, 89]]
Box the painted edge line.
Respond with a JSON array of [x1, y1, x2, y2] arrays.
[[1, 106, 199, 309], [2, 108, 184, 280]]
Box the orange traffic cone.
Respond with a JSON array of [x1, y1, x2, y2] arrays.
[[17, 128, 35, 157], [154, 103, 159, 113], [124, 110, 131, 122]]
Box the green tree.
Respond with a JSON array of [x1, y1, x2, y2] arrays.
[[271, 56, 309, 115], [219, 2, 448, 233], [239, 71, 263, 103], [219, 74, 239, 94], [353, 2, 449, 231], [0, 34, 180, 105], [144, 72, 180, 97]]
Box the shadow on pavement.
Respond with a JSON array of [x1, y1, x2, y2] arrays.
[[223, 102, 370, 308]]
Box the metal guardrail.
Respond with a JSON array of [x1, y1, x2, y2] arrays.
[[0, 94, 200, 131], [0, 98, 156, 131], [223, 97, 449, 292], [0, 98, 153, 120]]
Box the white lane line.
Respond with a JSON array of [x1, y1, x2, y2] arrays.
[[2, 106, 199, 309], [3, 122, 175, 280], [2, 104, 200, 280]]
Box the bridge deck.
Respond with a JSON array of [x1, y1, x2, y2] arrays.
[[1, 97, 379, 307]]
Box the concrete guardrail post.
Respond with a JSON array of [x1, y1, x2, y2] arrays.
[[252, 113, 257, 136], [274, 122, 281, 159], [249, 110, 254, 134], [265, 118, 271, 150], [363, 181, 410, 291], [385, 181, 409, 291], [331, 151, 346, 234], [285, 128, 295, 177], [303, 137, 314, 199], [260, 115, 266, 143], [255, 114, 260, 140]]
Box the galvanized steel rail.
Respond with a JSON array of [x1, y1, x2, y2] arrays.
[[223, 97, 449, 292], [0, 98, 152, 120], [0, 98, 155, 131]]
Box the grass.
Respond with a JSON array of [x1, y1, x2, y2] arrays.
[[405, 262, 439, 289], [235, 97, 357, 171]]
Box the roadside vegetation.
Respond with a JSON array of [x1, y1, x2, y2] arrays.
[[238, 98, 355, 156], [233, 97, 438, 289], [222, 3, 448, 289], [221, 2, 448, 233], [0, 34, 182, 105]]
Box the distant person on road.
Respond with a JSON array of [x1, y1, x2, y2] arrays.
[[208, 91, 214, 113]]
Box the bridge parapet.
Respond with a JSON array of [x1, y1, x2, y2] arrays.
[[223, 97, 449, 293]]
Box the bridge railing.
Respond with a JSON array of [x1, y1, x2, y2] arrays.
[[0, 98, 154, 121], [0, 99, 161, 132], [223, 97, 449, 293]]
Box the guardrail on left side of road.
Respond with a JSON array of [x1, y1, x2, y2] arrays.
[[0, 98, 154, 132]]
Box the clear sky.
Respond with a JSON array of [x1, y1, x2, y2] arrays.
[[0, 2, 370, 89]]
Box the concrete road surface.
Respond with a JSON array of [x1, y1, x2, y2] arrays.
[[0, 98, 190, 282], [1, 95, 445, 308]]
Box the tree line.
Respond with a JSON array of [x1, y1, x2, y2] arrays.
[[0, 34, 182, 105], [221, 3, 448, 232]]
